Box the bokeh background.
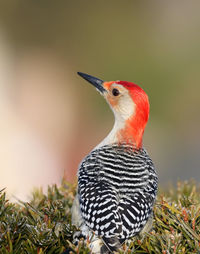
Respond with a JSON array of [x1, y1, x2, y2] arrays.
[[0, 0, 199, 200]]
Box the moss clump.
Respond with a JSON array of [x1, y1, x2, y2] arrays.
[[0, 181, 200, 253]]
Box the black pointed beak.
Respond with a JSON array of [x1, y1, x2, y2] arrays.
[[77, 72, 107, 94]]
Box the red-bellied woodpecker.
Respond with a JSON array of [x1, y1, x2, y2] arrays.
[[72, 72, 158, 253]]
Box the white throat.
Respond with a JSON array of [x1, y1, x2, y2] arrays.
[[94, 114, 125, 150], [93, 84, 136, 150], [94, 107, 135, 150]]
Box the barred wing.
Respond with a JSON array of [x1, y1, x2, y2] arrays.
[[78, 145, 157, 251]]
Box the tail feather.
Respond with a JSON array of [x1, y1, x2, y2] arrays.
[[101, 236, 122, 253]]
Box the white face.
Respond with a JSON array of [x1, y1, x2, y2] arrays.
[[104, 83, 136, 121]]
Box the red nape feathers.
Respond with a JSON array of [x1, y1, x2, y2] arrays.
[[116, 80, 149, 122], [103, 79, 150, 148], [116, 81, 150, 148]]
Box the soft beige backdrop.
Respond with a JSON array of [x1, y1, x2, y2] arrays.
[[0, 0, 199, 200]]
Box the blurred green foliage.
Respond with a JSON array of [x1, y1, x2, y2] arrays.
[[1, 0, 200, 121], [0, 184, 75, 254], [0, 181, 200, 253]]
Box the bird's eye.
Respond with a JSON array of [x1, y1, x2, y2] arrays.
[[112, 88, 120, 96]]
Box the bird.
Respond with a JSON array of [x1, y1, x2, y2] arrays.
[[71, 72, 158, 253]]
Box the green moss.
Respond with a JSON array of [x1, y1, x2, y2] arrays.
[[0, 181, 200, 253]]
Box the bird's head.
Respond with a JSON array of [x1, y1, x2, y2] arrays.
[[78, 72, 150, 149]]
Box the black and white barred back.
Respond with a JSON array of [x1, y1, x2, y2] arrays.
[[78, 143, 158, 252]]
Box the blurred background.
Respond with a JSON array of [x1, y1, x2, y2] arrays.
[[0, 0, 199, 200]]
